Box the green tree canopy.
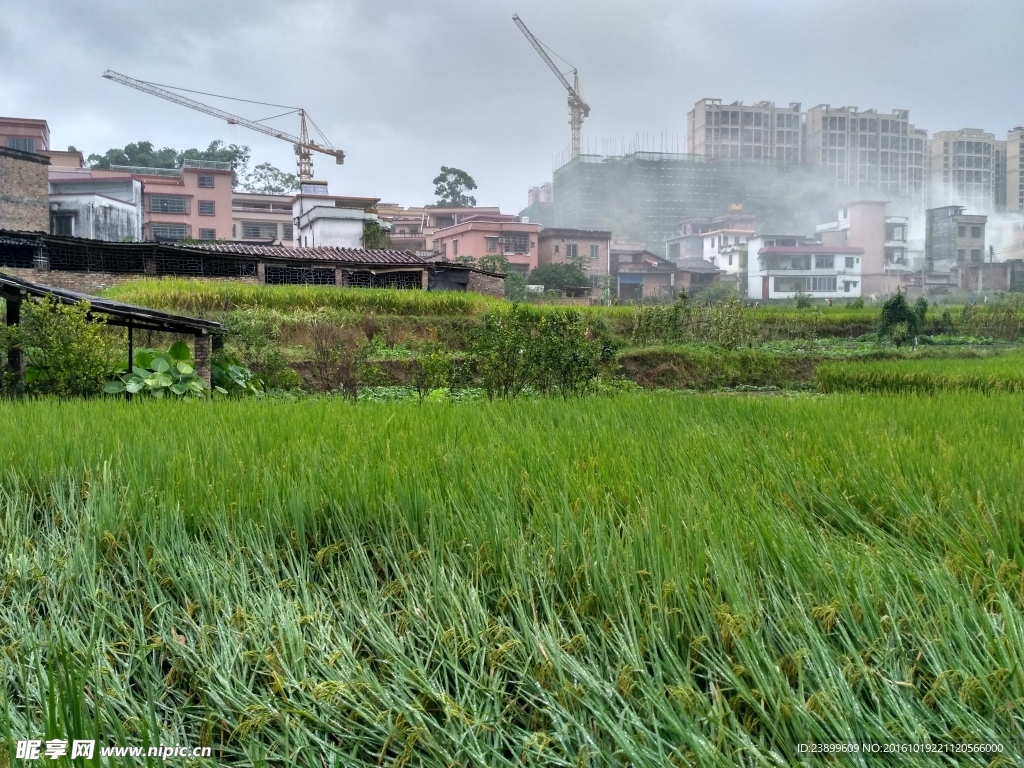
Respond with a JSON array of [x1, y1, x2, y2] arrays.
[[243, 162, 298, 195], [433, 166, 477, 207], [87, 140, 252, 188], [527, 262, 589, 291]]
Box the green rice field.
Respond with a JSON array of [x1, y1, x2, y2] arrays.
[[3, 393, 1024, 765], [818, 348, 1024, 393]]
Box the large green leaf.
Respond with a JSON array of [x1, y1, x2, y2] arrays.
[[132, 366, 151, 378], [103, 380, 127, 394], [170, 382, 188, 396], [168, 340, 191, 363], [126, 380, 144, 394], [152, 357, 171, 373], [176, 362, 194, 375], [156, 372, 174, 388], [134, 350, 154, 369]]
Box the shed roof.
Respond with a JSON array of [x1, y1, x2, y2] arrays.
[[676, 259, 721, 273], [182, 242, 425, 266], [0, 273, 224, 335]]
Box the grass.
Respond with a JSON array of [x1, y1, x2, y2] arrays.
[[2, 393, 1024, 765], [818, 348, 1024, 393]]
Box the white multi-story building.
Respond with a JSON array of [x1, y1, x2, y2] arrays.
[[746, 235, 863, 301]]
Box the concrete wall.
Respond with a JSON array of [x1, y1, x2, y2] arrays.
[[0, 147, 49, 232]]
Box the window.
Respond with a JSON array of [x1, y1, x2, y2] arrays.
[[554, 245, 559, 253], [6, 137, 35, 152], [958, 225, 966, 237], [565, 243, 578, 259], [728, 254, 733, 266], [486, 237, 498, 253], [845, 256, 856, 269], [590, 244, 599, 259], [843, 281, 858, 292], [774, 276, 806, 293], [283, 224, 294, 241], [957, 249, 965, 260], [971, 249, 982, 261], [198, 200, 215, 216], [198, 174, 214, 188], [501, 232, 530, 254], [150, 224, 188, 241], [971, 226, 981, 238], [814, 255, 834, 269], [810, 276, 837, 292], [148, 195, 189, 214], [242, 222, 278, 239], [199, 228, 216, 240], [51, 215, 74, 236], [452, 239, 458, 256]]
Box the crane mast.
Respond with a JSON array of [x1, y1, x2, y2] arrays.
[[513, 14, 590, 158], [102, 70, 344, 181]]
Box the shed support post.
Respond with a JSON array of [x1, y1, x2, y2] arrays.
[[194, 333, 212, 388], [421, 269, 429, 290], [5, 298, 24, 395]]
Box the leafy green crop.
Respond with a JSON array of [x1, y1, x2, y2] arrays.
[[105, 341, 211, 398]]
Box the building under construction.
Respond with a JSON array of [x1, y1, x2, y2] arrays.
[[550, 152, 853, 256]]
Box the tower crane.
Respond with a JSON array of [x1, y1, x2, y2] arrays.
[[512, 14, 590, 158], [102, 70, 344, 181]]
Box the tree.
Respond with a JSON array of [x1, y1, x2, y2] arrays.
[[242, 162, 298, 195], [504, 270, 527, 301], [477, 254, 510, 274], [877, 289, 920, 347], [526, 262, 589, 292], [362, 220, 392, 249], [87, 140, 251, 188], [433, 166, 477, 207]]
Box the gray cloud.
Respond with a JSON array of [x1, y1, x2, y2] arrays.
[[2, 0, 1022, 213]]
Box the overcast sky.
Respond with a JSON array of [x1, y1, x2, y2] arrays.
[[2, 0, 1022, 212]]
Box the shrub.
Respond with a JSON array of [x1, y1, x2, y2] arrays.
[[5, 296, 121, 398], [224, 311, 299, 390], [877, 290, 919, 346], [526, 262, 589, 292], [849, 297, 865, 309], [532, 309, 602, 397], [306, 318, 367, 397], [475, 304, 534, 399], [693, 282, 739, 305], [412, 345, 453, 402], [793, 291, 813, 309], [503, 270, 527, 302]]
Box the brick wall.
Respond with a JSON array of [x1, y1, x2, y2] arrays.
[[0, 147, 49, 233], [467, 270, 505, 297], [2, 269, 258, 295]]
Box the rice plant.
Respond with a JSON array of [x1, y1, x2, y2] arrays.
[[2, 393, 1024, 765], [817, 349, 1024, 393]]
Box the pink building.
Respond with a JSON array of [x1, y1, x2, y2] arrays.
[[112, 161, 235, 242], [431, 218, 541, 275], [0, 116, 50, 154]]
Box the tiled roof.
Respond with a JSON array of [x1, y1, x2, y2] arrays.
[[179, 243, 426, 265], [0, 234, 39, 246], [676, 259, 720, 273]]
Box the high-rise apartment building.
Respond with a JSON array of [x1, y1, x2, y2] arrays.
[[804, 106, 926, 203], [928, 129, 998, 214], [687, 99, 804, 163], [1006, 127, 1024, 213]]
